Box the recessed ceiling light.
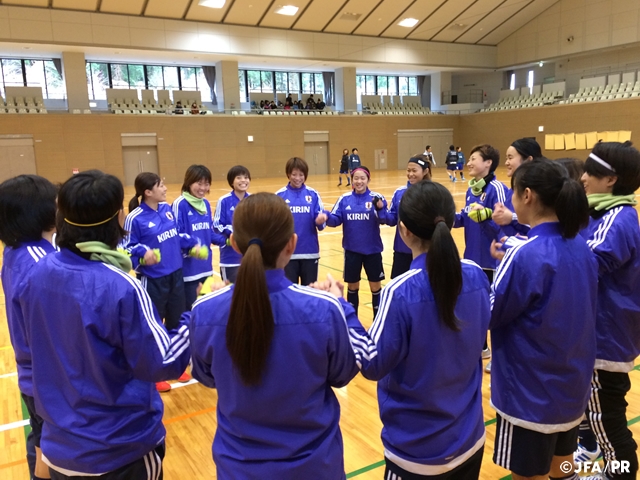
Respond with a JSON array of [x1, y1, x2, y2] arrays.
[[398, 18, 419, 28], [275, 5, 299, 16], [198, 0, 226, 8], [539, 61, 544, 67]]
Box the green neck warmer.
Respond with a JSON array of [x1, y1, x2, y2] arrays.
[[469, 173, 494, 197], [76, 241, 132, 273], [588, 193, 637, 211], [182, 191, 207, 215]]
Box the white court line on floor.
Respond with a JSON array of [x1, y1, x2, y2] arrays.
[[169, 378, 199, 389], [0, 419, 29, 432], [0, 372, 17, 379]]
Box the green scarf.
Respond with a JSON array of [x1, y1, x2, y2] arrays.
[[588, 193, 637, 211], [183, 191, 206, 215], [469, 177, 487, 196], [76, 241, 132, 273]]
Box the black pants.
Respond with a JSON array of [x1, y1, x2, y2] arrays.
[[139, 269, 185, 330], [50, 443, 165, 480], [184, 279, 204, 311], [391, 252, 413, 279], [586, 369, 638, 479], [284, 258, 319, 285], [384, 447, 483, 480]]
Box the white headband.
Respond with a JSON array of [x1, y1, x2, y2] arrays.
[[589, 152, 616, 173]]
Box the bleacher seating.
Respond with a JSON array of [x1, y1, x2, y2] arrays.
[[481, 90, 564, 112], [560, 81, 640, 104], [1, 87, 48, 113], [361, 94, 432, 115]]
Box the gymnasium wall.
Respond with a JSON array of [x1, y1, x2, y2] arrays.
[[0, 114, 458, 184], [456, 97, 640, 161]]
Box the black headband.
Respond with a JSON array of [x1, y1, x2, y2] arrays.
[[408, 157, 429, 170]]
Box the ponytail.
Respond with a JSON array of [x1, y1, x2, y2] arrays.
[[226, 242, 274, 385], [128, 194, 141, 212], [399, 181, 462, 331], [512, 159, 589, 239], [129, 172, 161, 212], [224, 193, 294, 385], [426, 220, 462, 331], [555, 178, 589, 238]]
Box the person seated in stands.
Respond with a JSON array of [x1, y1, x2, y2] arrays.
[[296, 100, 304, 110], [175, 101, 184, 115], [284, 100, 292, 110], [286, 94, 293, 105], [277, 101, 284, 109], [269, 101, 277, 109], [191, 102, 199, 115], [316, 99, 326, 110], [260, 100, 266, 109]]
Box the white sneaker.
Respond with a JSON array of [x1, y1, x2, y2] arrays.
[[481, 348, 491, 359], [574, 443, 601, 463]]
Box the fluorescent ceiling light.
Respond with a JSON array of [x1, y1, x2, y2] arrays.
[[275, 5, 299, 16], [398, 18, 419, 28], [198, 0, 226, 8]]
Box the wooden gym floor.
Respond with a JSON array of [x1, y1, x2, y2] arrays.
[[0, 166, 638, 479]]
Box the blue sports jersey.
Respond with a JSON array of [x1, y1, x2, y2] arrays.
[[213, 191, 249, 267], [457, 151, 466, 166], [385, 184, 412, 254], [454, 176, 512, 269], [348, 154, 361, 171], [190, 269, 360, 479], [490, 222, 598, 432], [17, 249, 190, 474], [1, 238, 56, 397], [172, 195, 214, 282], [122, 202, 198, 278], [275, 183, 325, 259], [347, 255, 490, 474], [580, 205, 640, 372], [325, 189, 388, 255]]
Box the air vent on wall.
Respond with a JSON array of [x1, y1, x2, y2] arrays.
[[340, 12, 362, 21], [448, 23, 468, 30]]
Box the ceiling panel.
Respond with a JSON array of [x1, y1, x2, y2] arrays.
[[53, 0, 99, 10], [100, 0, 146, 15], [352, 0, 415, 37], [408, 0, 476, 40], [224, 0, 272, 26], [323, 0, 382, 34], [2, 0, 48, 6], [144, 0, 190, 19], [454, 0, 529, 43], [292, 0, 344, 32], [478, 0, 558, 45], [430, 0, 503, 42], [380, 0, 446, 38], [185, 0, 234, 22], [260, 0, 312, 29]]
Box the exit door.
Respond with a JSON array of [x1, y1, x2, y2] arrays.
[[123, 146, 159, 186], [304, 142, 329, 176], [0, 136, 37, 182]]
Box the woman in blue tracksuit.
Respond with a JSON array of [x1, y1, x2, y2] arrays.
[[491, 138, 542, 236], [173, 165, 227, 309], [275, 157, 326, 285], [386, 155, 432, 278], [190, 192, 361, 480], [0, 175, 57, 480], [578, 141, 640, 480], [325, 166, 387, 317], [349, 180, 491, 479], [123, 172, 201, 391], [17, 170, 190, 479], [213, 165, 251, 283], [490, 159, 598, 480]]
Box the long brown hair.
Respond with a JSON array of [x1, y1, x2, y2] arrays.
[[227, 193, 295, 385]]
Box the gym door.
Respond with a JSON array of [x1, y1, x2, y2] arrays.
[[0, 136, 37, 182], [123, 146, 159, 186], [304, 142, 329, 176]]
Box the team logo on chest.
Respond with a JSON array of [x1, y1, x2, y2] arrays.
[[165, 211, 174, 221], [305, 195, 312, 203], [365, 202, 372, 210], [480, 192, 487, 202]]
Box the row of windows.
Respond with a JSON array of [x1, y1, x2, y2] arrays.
[[0, 57, 420, 105], [0, 58, 65, 99], [86, 63, 214, 102]]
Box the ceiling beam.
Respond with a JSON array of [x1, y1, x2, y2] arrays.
[[290, 0, 316, 29], [402, 0, 447, 40], [220, 0, 236, 23], [475, 0, 535, 45], [378, 0, 418, 37], [140, 0, 150, 15], [427, 0, 479, 41], [182, 0, 194, 19], [452, 0, 508, 43], [257, 0, 277, 27], [349, 0, 385, 35], [97, 0, 103, 13], [319, 0, 349, 33]]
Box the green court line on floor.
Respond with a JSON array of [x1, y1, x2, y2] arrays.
[[20, 395, 30, 444], [633, 364, 640, 371]]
